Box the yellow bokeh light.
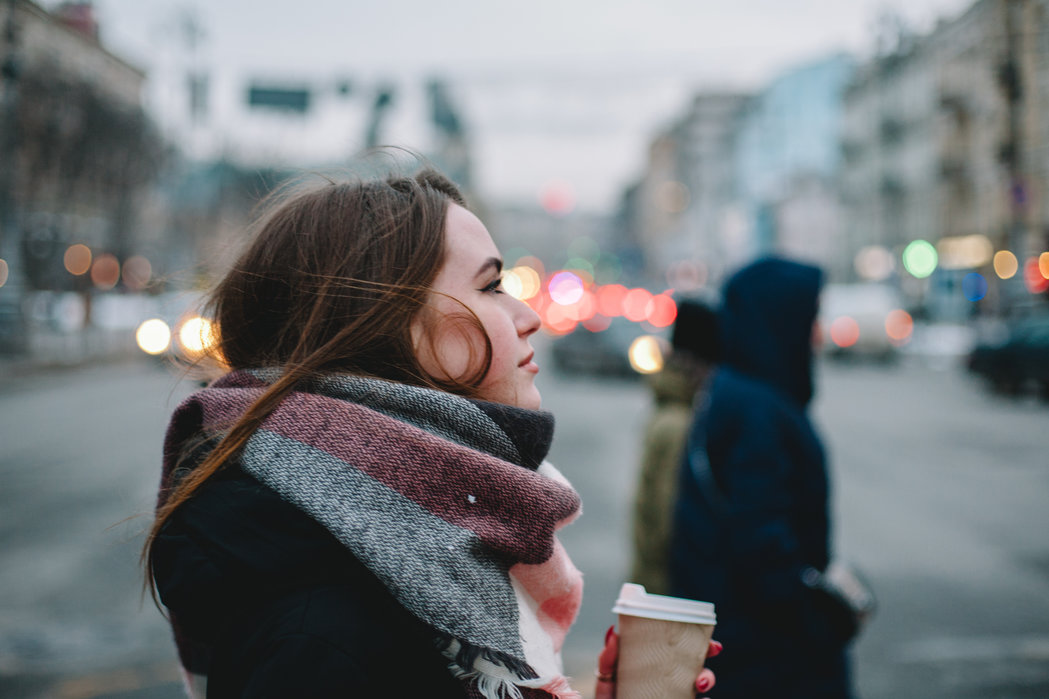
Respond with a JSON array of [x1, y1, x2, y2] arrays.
[[1040, 252, 1049, 280], [136, 318, 171, 355], [178, 316, 215, 356], [993, 250, 1018, 279], [503, 265, 540, 301], [64, 244, 92, 276], [629, 335, 665, 375], [0, 258, 8, 288]]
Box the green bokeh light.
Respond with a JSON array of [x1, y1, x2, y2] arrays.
[[902, 240, 938, 279]]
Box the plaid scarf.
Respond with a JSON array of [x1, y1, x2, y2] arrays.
[[160, 369, 584, 699]]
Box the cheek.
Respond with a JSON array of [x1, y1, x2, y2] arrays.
[[414, 311, 488, 382]]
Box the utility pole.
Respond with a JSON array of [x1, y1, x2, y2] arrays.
[[0, 0, 26, 354]]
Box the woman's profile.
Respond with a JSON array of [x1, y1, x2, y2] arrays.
[[144, 163, 718, 698]]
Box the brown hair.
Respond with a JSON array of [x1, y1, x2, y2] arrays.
[[143, 167, 491, 597]]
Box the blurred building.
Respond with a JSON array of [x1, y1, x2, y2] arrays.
[[612, 92, 749, 289], [0, 0, 166, 353], [613, 53, 854, 291], [733, 54, 856, 279], [840, 0, 1049, 318]]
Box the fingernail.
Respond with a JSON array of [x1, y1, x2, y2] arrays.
[[695, 676, 711, 693], [605, 625, 615, 644]]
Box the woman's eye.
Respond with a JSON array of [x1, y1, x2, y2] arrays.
[[482, 278, 504, 294]]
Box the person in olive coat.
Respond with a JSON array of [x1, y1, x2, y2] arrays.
[[630, 299, 719, 594]]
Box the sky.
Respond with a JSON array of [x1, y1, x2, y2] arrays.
[[83, 0, 975, 212]]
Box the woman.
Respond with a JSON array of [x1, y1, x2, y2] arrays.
[[145, 167, 717, 698]]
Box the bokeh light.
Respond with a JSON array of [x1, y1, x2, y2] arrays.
[[517, 255, 546, 278], [629, 335, 666, 374], [539, 180, 575, 216], [566, 236, 600, 262], [503, 265, 541, 300], [993, 250, 1018, 279], [582, 314, 611, 332], [645, 294, 677, 328], [885, 310, 914, 343], [902, 240, 938, 279], [543, 302, 577, 335], [962, 272, 988, 301], [549, 271, 585, 305], [594, 253, 622, 285], [122, 255, 152, 291], [90, 253, 120, 290], [937, 234, 993, 270], [564, 257, 595, 278], [1023, 258, 1049, 294], [0, 259, 7, 288], [178, 316, 216, 356], [136, 318, 171, 355], [64, 244, 92, 275], [1040, 252, 1049, 280], [854, 245, 894, 281], [597, 284, 628, 317], [829, 316, 860, 348], [622, 288, 653, 323]]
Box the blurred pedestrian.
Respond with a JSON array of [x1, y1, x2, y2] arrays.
[[669, 257, 854, 698], [143, 165, 718, 699], [630, 298, 719, 594]]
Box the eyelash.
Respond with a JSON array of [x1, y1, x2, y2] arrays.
[[481, 278, 504, 294]]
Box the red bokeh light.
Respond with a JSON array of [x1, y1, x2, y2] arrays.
[[596, 284, 628, 317], [645, 294, 677, 328], [1024, 257, 1049, 293], [829, 316, 860, 348], [622, 288, 653, 323]]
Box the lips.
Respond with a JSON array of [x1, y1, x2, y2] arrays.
[[519, 351, 539, 373]]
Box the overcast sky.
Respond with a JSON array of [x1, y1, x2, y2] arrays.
[[86, 0, 974, 210]]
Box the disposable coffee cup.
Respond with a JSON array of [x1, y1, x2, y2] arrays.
[[612, 583, 717, 699]]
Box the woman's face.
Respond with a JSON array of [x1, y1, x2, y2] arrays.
[[413, 204, 543, 409]]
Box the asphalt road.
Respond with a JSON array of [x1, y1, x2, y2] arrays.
[[0, 350, 1047, 698]]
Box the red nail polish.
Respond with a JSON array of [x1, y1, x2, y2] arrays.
[[604, 625, 615, 644], [695, 676, 711, 693]]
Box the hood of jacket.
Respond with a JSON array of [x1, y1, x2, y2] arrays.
[[719, 257, 823, 406]]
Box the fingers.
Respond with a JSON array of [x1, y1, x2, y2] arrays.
[[597, 625, 619, 676], [695, 668, 716, 695]]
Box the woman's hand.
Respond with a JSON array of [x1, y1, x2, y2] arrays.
[[594, 625, 721, 698]]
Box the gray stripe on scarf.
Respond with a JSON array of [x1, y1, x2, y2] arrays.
[[241, 429, 525, 656], [249, 369, 522, 465]]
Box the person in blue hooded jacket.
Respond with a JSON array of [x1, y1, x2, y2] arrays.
[[668, 257, 853, 698]]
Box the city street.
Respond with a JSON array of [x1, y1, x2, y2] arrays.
[[1, 348, 1047, 698]]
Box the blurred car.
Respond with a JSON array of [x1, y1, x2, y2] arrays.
[[967, 312, 1049, 398], [550, 317, 648, 377], [818, 283, 910, 360]]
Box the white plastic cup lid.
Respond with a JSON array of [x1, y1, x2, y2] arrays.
[[612, 583, 717, 625]]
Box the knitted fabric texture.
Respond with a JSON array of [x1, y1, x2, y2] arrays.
[[159, 369, 584, 699]]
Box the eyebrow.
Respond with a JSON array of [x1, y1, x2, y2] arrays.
[[475, 257, 503, 279]]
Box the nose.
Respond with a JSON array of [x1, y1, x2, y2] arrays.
[[514, 297, 541, 337]]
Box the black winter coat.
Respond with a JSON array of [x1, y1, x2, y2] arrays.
[[152, 467, 467, 698], [668, 258, 852, 698]]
